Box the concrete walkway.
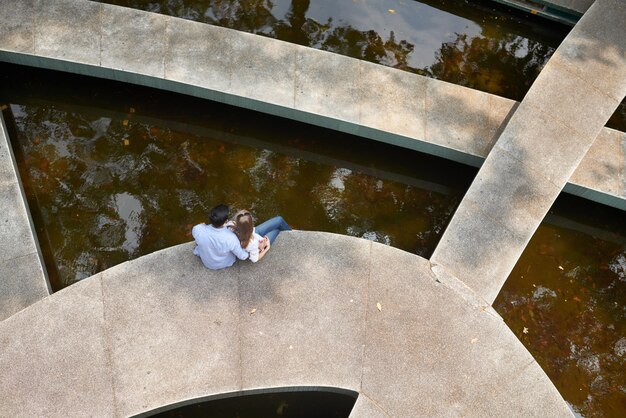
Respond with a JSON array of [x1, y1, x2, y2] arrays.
[[0, 231, 573, 417], [0, 111, 49, 320], [431, 0, 626, 304]]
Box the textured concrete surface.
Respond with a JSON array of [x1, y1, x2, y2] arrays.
[[0, 232, 573, 417], [0, 112, 49, 320], [432, 0, 626, 304]]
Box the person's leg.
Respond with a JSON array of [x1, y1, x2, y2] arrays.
[[255, 216, 292, 245]]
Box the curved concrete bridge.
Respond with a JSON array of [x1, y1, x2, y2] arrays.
[[0, 232, 572, 417], [432, 0, 626, 304]]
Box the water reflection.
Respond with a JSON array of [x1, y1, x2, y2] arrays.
[[2, 64, 472, 289], [495, 197, 626, 418]]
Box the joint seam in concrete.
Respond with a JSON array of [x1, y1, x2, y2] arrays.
[[236, 273, 244, 391], [493, 142, 564, 190], [99, 3, 103, 68], [551, 52, 621, 106], [162, 16, 169, 80], [99, 272, 120, 418], [292, 48, 297, 108], [0, 251, 39, 266], [358, 240, 372, 392], [358, 391, 392, 418]]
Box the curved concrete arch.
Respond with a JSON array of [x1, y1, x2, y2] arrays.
[[432, 0, 626, 304], [0, 232, 573, 417]]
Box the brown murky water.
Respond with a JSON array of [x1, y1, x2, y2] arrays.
[[2, 1, 625, 415]]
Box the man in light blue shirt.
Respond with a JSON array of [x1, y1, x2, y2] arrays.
[[192, 204, 249, 269]]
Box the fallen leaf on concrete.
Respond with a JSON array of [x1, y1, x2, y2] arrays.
[[376, 302, 382, 311], [470, 338, 478, 344], [249, 308, 257, 315], [523, 327, 529, 334]]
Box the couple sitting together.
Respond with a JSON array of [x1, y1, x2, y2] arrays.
[[192, 204, 292, 270]]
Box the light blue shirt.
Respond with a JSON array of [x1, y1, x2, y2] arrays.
[[192, 224, 249, 269]]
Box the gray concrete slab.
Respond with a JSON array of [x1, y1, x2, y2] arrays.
[[33, 0, 101, 66], [239, 231, 368, 392], [102, 243, 241, 417], [0, 112, 49, 320], [295, 46, 361, 125], [0, 181, 39, 261], [461, 146, 562, 239], [358, 61, 426, 141], [228, 33, 296, 108], [349, 394, 389, 418], [425, 78, 509, 158], [495, 102, 595, 186], [520, 60, 620, 140], [101, 4, 167, 79], [0, 232, 573, 416], [165, 17, 234, 94], [570, 128, 620, 196], [0, 0, 34, 54], [432, 200, 530, 305], [0, 277, 115, 417], [0, 253, 48, 321], [551, 0, 626, 103]]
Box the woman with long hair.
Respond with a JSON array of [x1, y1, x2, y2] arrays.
[[231, 210, 292, 262]]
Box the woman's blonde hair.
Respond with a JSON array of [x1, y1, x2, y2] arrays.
[[233, 210, 254, 248]]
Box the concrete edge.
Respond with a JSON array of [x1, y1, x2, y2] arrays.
[[0, 110, 51, 294]]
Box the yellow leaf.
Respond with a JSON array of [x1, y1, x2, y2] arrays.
[[470, 338, 478, 344], [249, 308, 257, 315], [123, 139, 130, 146], [388, 9, 396, 14], [122, 119, 129, 126], [376, 302, 382, 312]]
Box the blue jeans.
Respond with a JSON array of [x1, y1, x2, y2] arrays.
[[255, 216, 292, 245]]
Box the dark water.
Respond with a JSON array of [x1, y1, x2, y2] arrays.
[[495, 196, 626, 418], [96, 0, 625, 131], [2, 60, 625, 417], [1, 63, 473, 288], [147, 390, 356, 417]]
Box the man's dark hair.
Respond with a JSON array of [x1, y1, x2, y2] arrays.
[[209, 204, 230, 227]]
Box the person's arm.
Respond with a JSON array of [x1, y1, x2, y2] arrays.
[[231, 239, 250, 261], [257, 239, 270, 261]]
